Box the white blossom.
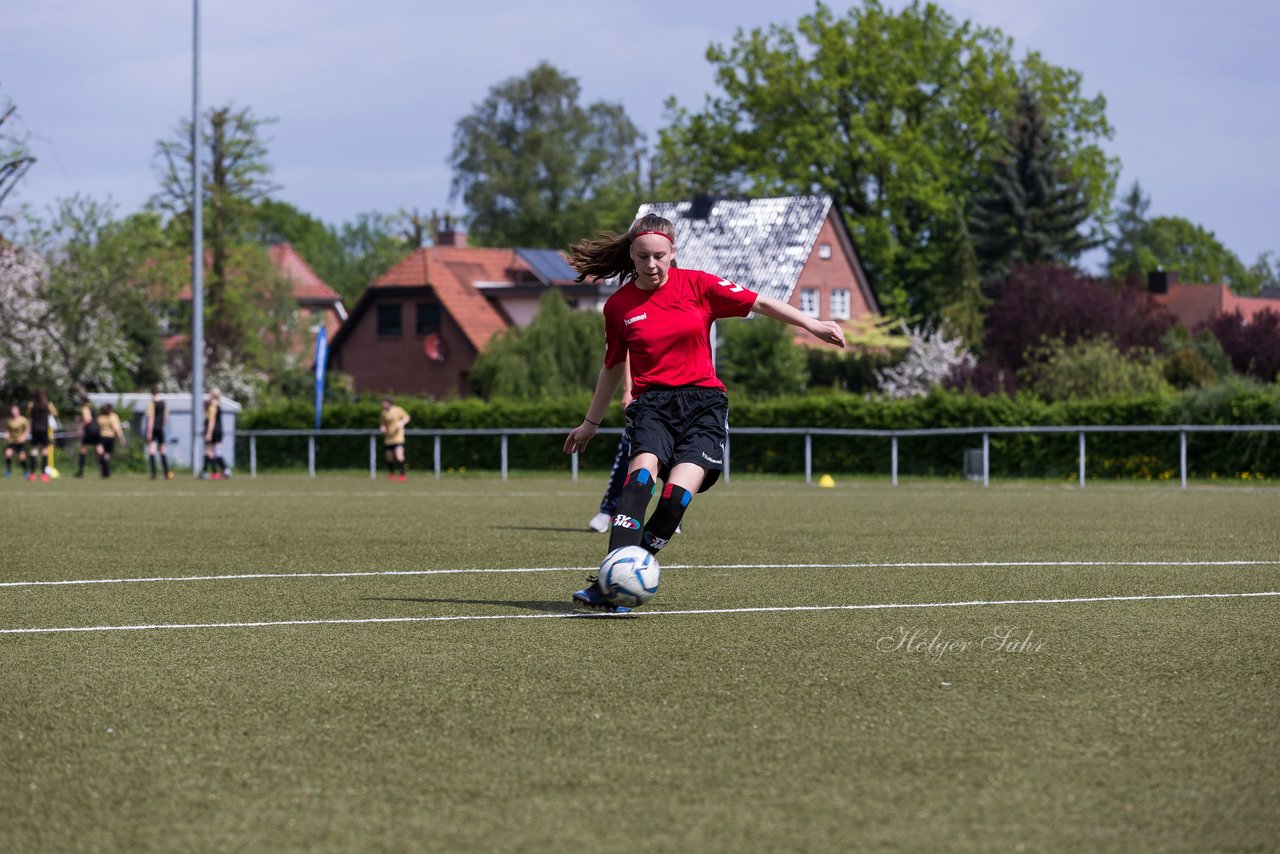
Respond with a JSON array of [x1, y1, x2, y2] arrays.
[[875, 322, 976, 399]]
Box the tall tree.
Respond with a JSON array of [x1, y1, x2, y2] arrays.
[[0, 92, 36, 236], [151, 104, 284, 365], [469, 290, 604, 400], [1106, 181, 1152, 282], [1138, 216, 1257, 293], [656, 0, 1116, 318], [968, 85, 1099, 273], [450, 62, 643, 248]]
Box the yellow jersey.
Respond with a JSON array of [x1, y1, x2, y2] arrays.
[[96, 412, 124, 439], [4, 415, 30, 443], [381, 405, 410, 445]]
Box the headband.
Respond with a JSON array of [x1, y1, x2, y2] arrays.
[[631, 230, 673, 243]]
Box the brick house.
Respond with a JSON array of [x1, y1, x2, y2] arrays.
[[327, 195, 878, 398], [1148, 270, 1280, 328], [164, 242, 347, 361], [635, 195, 879, 344], [325, 229, 603, 398]]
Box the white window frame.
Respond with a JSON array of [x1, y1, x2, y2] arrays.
[[799, 288, 820, 317], [830, 288, 851, 320]]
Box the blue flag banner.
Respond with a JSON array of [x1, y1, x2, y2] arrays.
[[314, 325, 328, 430]]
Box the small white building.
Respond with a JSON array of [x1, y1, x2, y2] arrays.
[[87, 393, 241, 471]]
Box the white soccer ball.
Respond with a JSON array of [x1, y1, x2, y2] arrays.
[[598, 546, 661, 608]]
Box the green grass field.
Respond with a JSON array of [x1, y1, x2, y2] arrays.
[[1, 472, 1278, 852]]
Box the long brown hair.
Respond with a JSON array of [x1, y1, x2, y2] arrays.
[[567, 214, 676, 282]]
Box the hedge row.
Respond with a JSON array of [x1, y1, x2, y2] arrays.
[[236, 388, 1280, 479]]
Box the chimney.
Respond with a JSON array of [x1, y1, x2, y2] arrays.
[[688, 192, 717, 220], [435, 215, 467, 248], [1147, 269, 1178, 294]]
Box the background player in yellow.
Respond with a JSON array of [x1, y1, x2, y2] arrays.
[[4, 404, 31, 479], [144, 387, 173, 480], [379, 397, 410, 482], [95, 402, 126, 478]]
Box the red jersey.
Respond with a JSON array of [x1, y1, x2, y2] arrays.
[[603, 267, 759, 394]]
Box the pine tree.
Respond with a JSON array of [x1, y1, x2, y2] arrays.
[[1106, 181, 1153, 282], [969, 86, 1099, 273]]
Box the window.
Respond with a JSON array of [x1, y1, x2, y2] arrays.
[[799, 288, 820, 317], [818, 243, 832, 260], [377, 303, 402, 337], [416, 302, 442, 335], [830, 288, 851, 320]]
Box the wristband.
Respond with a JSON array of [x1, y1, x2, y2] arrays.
[[583, 416, 601, 426]]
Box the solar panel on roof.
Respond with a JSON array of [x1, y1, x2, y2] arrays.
[[517, 248, 578, 284]]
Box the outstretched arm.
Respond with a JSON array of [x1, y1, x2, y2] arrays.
[[563, 360, 627, 455], [752, 295, 846, 348]]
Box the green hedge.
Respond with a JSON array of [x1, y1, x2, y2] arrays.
[[237, 388, 1280, 480]]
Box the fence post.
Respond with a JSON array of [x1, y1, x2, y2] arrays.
[[434, 435, 441, 479], [307, 434, 315, 479], [1180, 431, 1188, 489], [891, 435, 898, 487], [723, 433, 730, 484], [501, 433, 509, 481], [804, 433, 812, 485], [369, 435, 376, 479], [1078, 432, 1086, 489], [982, 433, 990, 487], [571, 449, 578, 482], [250, 435, 257, 478]]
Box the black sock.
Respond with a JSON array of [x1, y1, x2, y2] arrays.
[[161, 455, 169, 475], [100, 455, 109, 477], [149, 455, 157, 476], [607, 469, 656, 552], [4, 458, 9, 474], [642, 484, 692, 555], [77, 452, 86, 475], [216, 456, 226, 474]]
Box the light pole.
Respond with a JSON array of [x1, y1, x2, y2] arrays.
[[190, 0, 205, 474]]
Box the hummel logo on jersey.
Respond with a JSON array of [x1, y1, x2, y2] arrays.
[[717, 279, 743, 293], [612, 514, 641, 530], [624, 312, 647, 326]]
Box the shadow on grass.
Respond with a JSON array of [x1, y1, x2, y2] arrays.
[[363, 596, 625, 617], [491, 525, 599, 534]]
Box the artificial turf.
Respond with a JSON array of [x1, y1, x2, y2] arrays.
[[1, 473, 1277, 852]]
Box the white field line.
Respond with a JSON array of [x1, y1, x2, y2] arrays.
[[2, 560, 1279, 590], [2, 591, 1277, 635]]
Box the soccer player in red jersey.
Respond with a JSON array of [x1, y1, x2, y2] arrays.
[[563, 213, 845, 610]]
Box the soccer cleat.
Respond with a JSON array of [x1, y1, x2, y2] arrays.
[[588, 512, 610, 533], [165, 471, 174, 480], [40, 473, 50, 482], [398, 473, 407, 482], [571, 577, 631, 613]]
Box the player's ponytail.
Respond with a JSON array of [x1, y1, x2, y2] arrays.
[[568, 214, 677, 283]]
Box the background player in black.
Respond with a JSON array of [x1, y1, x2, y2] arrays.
[[26, 388, 57, 483], [203, 388, 228, 479], [145, 387, 173, 480], [75, 393, 100, 478]]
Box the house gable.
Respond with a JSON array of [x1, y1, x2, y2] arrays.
[[636, 195, 878, 315]]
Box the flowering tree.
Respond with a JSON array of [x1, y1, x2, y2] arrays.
[[875, 323, 976, 398], [0, 245, 68, 396]]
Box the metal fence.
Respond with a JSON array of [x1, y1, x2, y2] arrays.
[[239, 424, 1280, 488]]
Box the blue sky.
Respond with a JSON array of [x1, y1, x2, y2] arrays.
[[4, 0, 1278, 270]]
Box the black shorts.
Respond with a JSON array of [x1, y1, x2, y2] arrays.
[[149, 428, 166, 444], [384, 443, 404, 452], [625, 386, 729, 493], [99, 437, 116, 454], [5, 443, 25, 455], [82, 425, 101, 445], [208, 430, 223, 445], [30, 433, 50, 448]]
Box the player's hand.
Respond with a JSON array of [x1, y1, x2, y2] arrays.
[[812, 320, 846, 349], [563, 421, 598, 455]]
